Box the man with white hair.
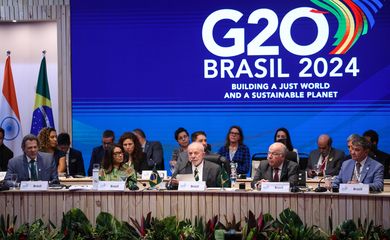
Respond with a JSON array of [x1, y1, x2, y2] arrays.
[[171, 142, 221, 187], [251, 142, 298, 188]]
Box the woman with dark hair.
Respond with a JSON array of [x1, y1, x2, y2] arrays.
[[273, 127, 299, 162], [99, 144, 137, 187], [118, 132, 148, 174], [169, 127, 190, 170], [37, 127, 66, 174], [218, 126, 250, 174]]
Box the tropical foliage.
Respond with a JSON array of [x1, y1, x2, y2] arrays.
[[1, 208, 389, 240]]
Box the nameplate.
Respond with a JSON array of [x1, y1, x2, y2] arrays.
[[20, 181, 48, 191], [178, 181, 206, 191], [339, 183, 369, 194], [261, 182, 290, 193], [141, 170, 167, 180], [97, 181, 125, 191]]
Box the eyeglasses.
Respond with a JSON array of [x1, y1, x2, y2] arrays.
[[268, 151, 282, 157], [178, 135, 188, 141], [113, 152, 123, 156], [229, 132, 240, 136]]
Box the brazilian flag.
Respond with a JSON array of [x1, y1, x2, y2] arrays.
[[149, 164, 162, 188], [218, 166, 230, 188]]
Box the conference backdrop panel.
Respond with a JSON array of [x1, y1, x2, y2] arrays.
[[70, 0, 390, 173]]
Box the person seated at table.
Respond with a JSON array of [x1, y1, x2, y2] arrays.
[[344, 133, 360, 160], [99, 144, 137, 187], [251, 142, 298, 189], [87, 129, 115, 176], [273, 127, 299, 162], [218, 125, 250, 175], [0, 127, 14, 171], [170, 142, 221, 187], [169, 127, 190, 171], [133, 128, 164, 170], [307, 134, 345, 177], [332, 136, 384, 192], [118, 132, 148, 174], [363, 129, 390, 179], [38, 127, 66, 175], [57, 132, 85, 177], [4, 134, 58, 185]]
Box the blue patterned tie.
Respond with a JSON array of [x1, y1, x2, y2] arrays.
[[30, 160, 38, 181]]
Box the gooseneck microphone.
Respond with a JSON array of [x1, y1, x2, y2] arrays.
[[314, 177, 328, 192], [166, 160, 191, 190]]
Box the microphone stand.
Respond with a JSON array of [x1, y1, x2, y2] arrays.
[[314, 177, 327, 192]]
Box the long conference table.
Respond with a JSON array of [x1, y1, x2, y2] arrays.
[[1, 178, 390, 232]]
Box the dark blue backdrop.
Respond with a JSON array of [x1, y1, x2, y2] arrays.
[[70, 0, 390, 174]]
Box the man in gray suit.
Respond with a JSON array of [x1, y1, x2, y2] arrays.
[[171, 142, 221, 187], [4, 134, 58, 186], [251, 142, 298, 188], [307, 134, 345, 177]]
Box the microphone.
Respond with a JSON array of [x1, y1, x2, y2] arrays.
[[314, 177, 327, 192], [166, 160, 190, 190]]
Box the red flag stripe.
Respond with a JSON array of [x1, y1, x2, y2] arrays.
[[2, 56, 21, 120]]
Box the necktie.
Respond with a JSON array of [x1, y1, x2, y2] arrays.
[[320, 155, 327, 173], [356, 162, 361, 175], [194, 167, 199, 181], [273, 168, 279, 182], [30, 160, 38, 181]]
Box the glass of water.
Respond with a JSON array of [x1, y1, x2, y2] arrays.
[[9, 174, 18, 190]]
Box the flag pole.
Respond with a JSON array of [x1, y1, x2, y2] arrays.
[[6, 50, 11, 56], [42, 50, 46, 56]]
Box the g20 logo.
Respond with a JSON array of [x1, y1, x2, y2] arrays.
[[202, 1, 383, 57], [202, 8, 329, 57]]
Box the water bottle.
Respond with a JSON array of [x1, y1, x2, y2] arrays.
[[92, 164, 99, 190], [230, 162, 237, 188]]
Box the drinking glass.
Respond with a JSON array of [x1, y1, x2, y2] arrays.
[[9, 174, 18, 190]]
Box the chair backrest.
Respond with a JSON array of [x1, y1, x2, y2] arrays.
[[251, 153, 268, 177], [298, 152, 309, 170]]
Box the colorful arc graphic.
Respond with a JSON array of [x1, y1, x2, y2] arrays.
[[311, 0, 384, 54]]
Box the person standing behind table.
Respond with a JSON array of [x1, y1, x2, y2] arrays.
[[118, 132, 148, 175], [273, 127, 299, 162], [171, 142, 221, 187], [307, 134, 345, 177], [57, 132, 85, 176], [363, 129, 390, 179], [133, 128, 164, 170], [4, 134, 58, 186], [332, 136, 384, 192], [38, 127, 66, 174], [87, 130, 115, 176], [0, 127, 13, 171], [169, 127, 190, 171], [218, 126, 250, 175], [251, 142, 298, 189]]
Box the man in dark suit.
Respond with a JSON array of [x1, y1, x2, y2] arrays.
[[171, 142, 221, 187], [251, 142, 298, 188], [87, 130, 114, 176], [57, 132, 85, 176], [0, 127, 13, 171], [307, 134, 345, 177], [332, 136, 384, 192], [4, 134, 58, 185], [133, 129, 164, 170], [363, 130, 390, 179]]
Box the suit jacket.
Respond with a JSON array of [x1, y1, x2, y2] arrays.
[[332, 157, 384, 191], [307, 147, 345, 176], [369, 149, 390, 179], [144, 141, 164, 170], [68, 148, 86, 176], [251, 160, 299, 188], [0, 144, 14, 171], [172, 157, 221, 187], [87, 145, 105, 176], [4, 152, 59, 185]]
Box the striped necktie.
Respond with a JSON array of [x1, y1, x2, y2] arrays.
[[194, 167, 199, 181]]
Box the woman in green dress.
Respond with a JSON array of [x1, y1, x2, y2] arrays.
[[99, 144, 137, 188]]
